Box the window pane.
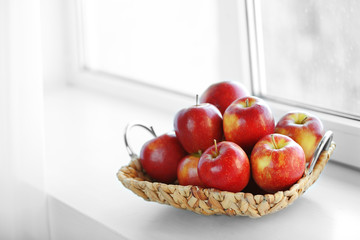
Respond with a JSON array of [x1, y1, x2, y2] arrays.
[[81, 0, 219, 96], [259, 0, 360, 118]]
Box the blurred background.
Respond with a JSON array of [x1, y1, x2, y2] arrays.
[[261, 0, 360, 118], [79, 0, 360, 118]]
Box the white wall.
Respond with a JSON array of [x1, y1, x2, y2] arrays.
[[0, 0, 49, 239]]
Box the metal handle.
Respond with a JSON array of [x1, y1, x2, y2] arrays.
[[306, 130, 334, 175], [124, 122, 157, 158]]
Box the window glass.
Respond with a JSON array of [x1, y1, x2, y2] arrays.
[[259, 0, 360, 119], [81, 0, 219, 96]]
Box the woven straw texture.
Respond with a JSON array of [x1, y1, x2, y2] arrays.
[[117, 142, 335, 218]]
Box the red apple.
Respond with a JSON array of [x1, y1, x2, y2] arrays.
[[223, 96, 275, 154], [198, 141, 250, 192], [200, 81, 249, 115], [177, 153, 204, 187], [275, 111, 325, 163], [251, 134, 306, 193], [140, 132, 187, 184], [174, 97, 223, 154]]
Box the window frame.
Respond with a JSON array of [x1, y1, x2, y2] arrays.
[[63, 0, 360, 169]]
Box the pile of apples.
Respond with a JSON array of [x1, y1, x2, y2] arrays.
[[139, 81, 325, 194]]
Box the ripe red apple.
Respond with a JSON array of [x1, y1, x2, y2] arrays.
[[251, 134, 306, 193], [223, 96, 275, 154], [197, 141, 250, 192], [177, 153, 204, 187], [174, 96, 223, 154], [275, 111, 325, 163], [200, 81, 249, 115], [140, 132, 187, 184]]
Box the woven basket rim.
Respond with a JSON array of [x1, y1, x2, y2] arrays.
[[117, 142, 336, 217]]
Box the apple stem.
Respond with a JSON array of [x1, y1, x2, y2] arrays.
[[271, 134, 278, 149], [245, 98, 249, 107], [301, 116, 308, 124], [196, 94, 199, 106], [214, 139, 219, 156]]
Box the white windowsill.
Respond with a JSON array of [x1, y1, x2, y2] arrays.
[[45, 86, 360, 240]]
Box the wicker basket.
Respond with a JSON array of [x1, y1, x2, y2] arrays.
[[117, 123, 335, 218]]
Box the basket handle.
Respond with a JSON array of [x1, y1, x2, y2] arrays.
[[124, 122, 157, 159], [306, 130, 333, 175]]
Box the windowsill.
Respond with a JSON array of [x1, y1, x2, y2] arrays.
[[45, 86, 360, 239]]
